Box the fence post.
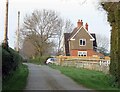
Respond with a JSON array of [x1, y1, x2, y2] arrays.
[[106, 60, 109, 66], [100, 60, 102, 65]]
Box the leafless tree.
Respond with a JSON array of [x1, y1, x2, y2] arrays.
[[20, 9, 64, 56], [64, 19, 74, 33], [20, 34, 55, 58], [96, 34, 110, 55], [56, 19, 74, 54]]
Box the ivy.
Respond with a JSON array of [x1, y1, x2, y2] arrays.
[[101, 2, 120, 88]]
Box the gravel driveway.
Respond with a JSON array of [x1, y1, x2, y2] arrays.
[[24, 63, 94, 91]]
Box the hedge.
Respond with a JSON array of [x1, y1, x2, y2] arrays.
[[29, 56, 50, 65], [2, 46, 23, 79]]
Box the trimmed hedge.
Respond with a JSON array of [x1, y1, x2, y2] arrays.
[[2, 46, 23, 79]]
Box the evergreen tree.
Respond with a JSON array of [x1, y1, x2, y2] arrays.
[[101, 2, 120, 87]]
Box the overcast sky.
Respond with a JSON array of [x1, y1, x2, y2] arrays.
[[0, 0, 113, 50]]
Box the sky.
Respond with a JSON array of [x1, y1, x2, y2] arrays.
[[0, 0, 115, 51]]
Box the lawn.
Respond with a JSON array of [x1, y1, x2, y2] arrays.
[[50, 64, 120, 92], [2, 64, 29, 91]]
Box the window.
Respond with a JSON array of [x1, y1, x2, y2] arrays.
[[78, 51, 87, 56], [79, 39, 86, 46]]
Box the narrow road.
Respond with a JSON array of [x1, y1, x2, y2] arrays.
[[24, 63, 94, 91]]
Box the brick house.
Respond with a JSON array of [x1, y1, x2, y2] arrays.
[[63, 19, 103, 57]]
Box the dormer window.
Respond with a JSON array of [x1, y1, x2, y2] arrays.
[[79, 39, 86, 46]]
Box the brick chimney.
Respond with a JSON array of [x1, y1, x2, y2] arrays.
[[77, 19, 83, 28], [85, 23, 88, 31]]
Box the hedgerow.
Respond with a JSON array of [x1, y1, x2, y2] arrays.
[[2, 45, 23, 79]]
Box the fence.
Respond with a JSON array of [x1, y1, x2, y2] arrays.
[[55, 56, 110, 74]]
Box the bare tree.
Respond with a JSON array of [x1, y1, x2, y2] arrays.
[[56, 19, 74, 54], [64, 19, 74, 33], [21, 9, 63, 56], [96, 34, 110, 55], [20, 34, 55, 58]]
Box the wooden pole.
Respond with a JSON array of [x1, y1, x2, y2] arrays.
[[16, 11, 20, 52], [3, 0, 9, 48]]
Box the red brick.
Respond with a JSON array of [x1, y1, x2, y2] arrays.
[[70, 49, 103, 56]]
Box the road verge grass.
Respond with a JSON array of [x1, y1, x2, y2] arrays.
[[2, 64, 29, 91], [49, 64, 120, 92]]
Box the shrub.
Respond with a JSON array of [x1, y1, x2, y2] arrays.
[[8, 48, 22, 68], [2, 64, 29, 91], [2, 48, 13, 77], [2, 46, 23, 79], [29, 56, 50, 64]]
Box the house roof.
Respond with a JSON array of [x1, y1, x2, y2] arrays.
[[64, 33, 71, 55], [91, 33, 97, 47], [64, 33, 71, 40], [69, 27, 78, 40], [69, 26, 95, 41], [64, 26, 97, 48]]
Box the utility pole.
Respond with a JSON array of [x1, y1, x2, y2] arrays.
[[3, 0, 9, 48], [16, 11, 20, 52]]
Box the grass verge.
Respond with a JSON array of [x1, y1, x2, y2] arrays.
[[50, 64, 120, 92], [2, 64, 29, 91]]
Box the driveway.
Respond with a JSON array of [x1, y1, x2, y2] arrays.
[[24, 63, 94, 91]]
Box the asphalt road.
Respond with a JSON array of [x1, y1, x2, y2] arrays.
[[24, 63, 94, 91]]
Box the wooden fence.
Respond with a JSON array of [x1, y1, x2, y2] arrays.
[[55, 56, 110, 74]]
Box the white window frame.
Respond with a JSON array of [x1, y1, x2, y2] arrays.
[[78, 51, 87, 56], [79, 39, 86, 46]]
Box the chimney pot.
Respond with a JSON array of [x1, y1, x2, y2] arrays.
[[81, 20, 83, 26], [77, 19, 83, 28], [85, 23, 88, 31]]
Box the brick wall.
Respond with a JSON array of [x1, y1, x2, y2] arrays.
[[70, 50, 78, 56], [70, 49, 103, 56], [87, 49, 96, 56]]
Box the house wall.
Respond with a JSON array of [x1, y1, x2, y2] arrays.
[[70, 49, 99, 56], [69, 27, 93, 51]]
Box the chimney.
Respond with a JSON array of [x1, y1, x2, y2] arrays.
[[81, 20, 83, 26], [77, 19, 83, 28], [85, 23, 88, 31]]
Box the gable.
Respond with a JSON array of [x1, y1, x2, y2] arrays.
[[70, 26, 95, 41], [69, 27, 78, 39]]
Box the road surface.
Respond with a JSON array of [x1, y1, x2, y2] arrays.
[[24, 63, 94, 91]]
